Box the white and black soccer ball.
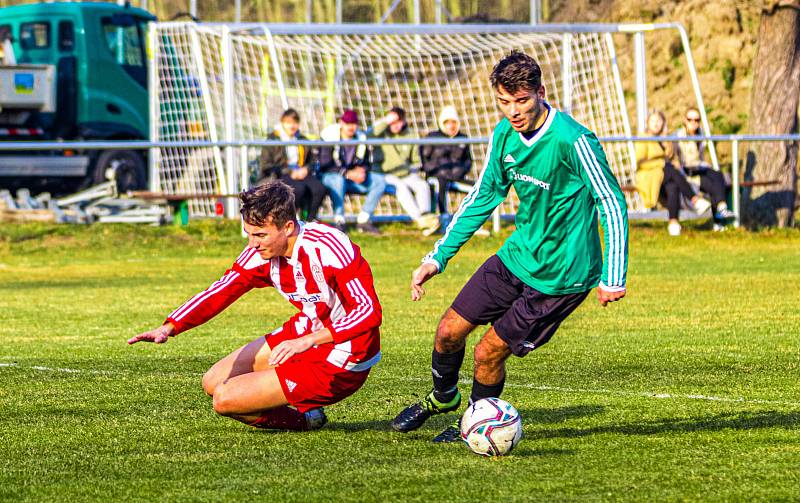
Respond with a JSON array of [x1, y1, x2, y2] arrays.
[[460, 397, 522, 456]]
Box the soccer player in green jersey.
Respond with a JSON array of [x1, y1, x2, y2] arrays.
[[391, 50, 629, 442]]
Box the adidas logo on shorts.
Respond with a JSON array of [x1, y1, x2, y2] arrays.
[[285, 379, 298, 393]]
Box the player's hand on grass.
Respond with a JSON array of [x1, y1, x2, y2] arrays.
[[597, 286, 626, 307], [410, 262, 440, 301], [268, 336, 314, 366], [127, 323, 174, 345]]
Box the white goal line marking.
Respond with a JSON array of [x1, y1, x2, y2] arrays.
[[389, 375, 800, 408], [2, 362, 799, 407], [0, 362, 201, 377]]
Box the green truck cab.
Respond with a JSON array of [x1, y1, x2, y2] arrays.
[[0, 2, 155, 194]]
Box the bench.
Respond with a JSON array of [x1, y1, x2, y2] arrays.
[[128, 191, 238, 225]]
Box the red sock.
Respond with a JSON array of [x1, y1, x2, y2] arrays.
[[249, 406, 308, 431]]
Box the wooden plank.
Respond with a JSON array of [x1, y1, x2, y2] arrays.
[[0, 209, 56, 223], [127, 191, 239, 201]]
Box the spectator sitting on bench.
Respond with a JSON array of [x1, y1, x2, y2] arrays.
[[673, 107, 734, 229], [421, 105, 473, 219], [636, 110, 710, 237], [259, 108, 326, 222], [369, 107, 440, 236], [318, 109, 386, 235]]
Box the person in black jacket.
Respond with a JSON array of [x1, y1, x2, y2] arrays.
[[421, 105, 473, 215], [259, 109, 326, 222]]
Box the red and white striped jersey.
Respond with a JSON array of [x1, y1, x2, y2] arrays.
[[167, 222, 382, 372]]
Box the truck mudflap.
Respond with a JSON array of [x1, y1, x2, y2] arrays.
[[0, 155, 89, 176]]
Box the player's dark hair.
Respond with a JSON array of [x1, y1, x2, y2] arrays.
[[239, 180, 297, 228], [389, 106, 406, 122], [490, 50, 542, 94], [281, 108, 300, 122]]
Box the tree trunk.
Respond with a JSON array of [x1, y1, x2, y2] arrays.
[[744, 1, 800, 227]]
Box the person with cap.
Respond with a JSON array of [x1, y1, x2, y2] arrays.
[[420, 105, 473, 219], [318, 109, 387, 235]]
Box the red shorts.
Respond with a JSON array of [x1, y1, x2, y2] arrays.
[[265, 327, 371, 413]]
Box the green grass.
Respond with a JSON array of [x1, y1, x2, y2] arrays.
[[1, 221, 799, 501]]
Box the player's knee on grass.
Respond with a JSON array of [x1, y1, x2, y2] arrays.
[[212, 383, 238, 417], [202, 369, 217, 396]]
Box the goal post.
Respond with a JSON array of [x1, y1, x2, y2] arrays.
[[148, 22, 708, 218]]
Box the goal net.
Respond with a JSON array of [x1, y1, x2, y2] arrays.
[[149, 23, 639, 217]]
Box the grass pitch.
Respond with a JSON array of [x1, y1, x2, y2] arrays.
[[1, 221, 798, 501]]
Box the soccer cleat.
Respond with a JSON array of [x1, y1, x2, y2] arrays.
[[332, 216, 347, 233], [356, 222, 382, 235], [432, 419, 462, 443], [715, 208, 735, 220], [304, 407, 328, 431], [390, 390, 461, 433]]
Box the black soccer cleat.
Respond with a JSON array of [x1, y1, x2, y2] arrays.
[[432, 419, 462, 443], [304, 407, 328, 431], [391, 390, 461, 433]]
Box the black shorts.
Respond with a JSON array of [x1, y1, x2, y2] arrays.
[[451, 255, 589, 357]]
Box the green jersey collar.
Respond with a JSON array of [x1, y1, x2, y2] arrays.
[[517, 103, 556, 148]]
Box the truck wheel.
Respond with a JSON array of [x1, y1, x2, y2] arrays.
[[92, 150, 147, 193]]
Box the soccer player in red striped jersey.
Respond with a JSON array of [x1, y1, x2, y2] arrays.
[[128, 181, 382, 431]]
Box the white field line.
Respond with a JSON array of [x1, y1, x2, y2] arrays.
[[2, 362, 799, 407], [388, 375, 800, 408], [0, 362, 202, 377]]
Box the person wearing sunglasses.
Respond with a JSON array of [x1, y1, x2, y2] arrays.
[[636, 110, 710, 236], [673, 107, 734, 230]]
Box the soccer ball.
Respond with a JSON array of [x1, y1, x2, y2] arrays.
[[460, 397, 522, 456]]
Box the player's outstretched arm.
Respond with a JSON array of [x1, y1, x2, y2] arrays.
[[127, 322, 175, 345], [410, 262, 440, 301], [597, 286, 626, 307]]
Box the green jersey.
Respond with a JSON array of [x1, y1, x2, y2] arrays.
[[424, 107, 628, 295]]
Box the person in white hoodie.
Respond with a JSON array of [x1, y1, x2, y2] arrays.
[[420, 106, 473, 216], [318, 109, 386, 235]]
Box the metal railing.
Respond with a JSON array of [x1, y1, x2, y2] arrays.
[[1, 133, 798, 228]]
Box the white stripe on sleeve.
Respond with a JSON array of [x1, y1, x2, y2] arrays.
[[575, 135, 625, 287]]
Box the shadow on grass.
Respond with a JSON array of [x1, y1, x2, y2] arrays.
[[315, 405, 606, 434], [529, 410, 800, 439], [517, 405, 606, 424]]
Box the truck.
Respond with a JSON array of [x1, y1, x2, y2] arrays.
[[0, 2, 155, 195]]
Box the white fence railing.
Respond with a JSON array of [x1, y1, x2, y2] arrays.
[[1, 133, 798, 228], [147, 22, 720, 216]]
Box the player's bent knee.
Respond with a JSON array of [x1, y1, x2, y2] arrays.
[[473, 339, 507, 367], [212, 384, 237, 417], [435, 313, 469, 350], [202, 369, 219, 396]]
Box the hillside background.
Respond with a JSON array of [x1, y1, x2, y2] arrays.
[[151, 0, 764, 167]]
